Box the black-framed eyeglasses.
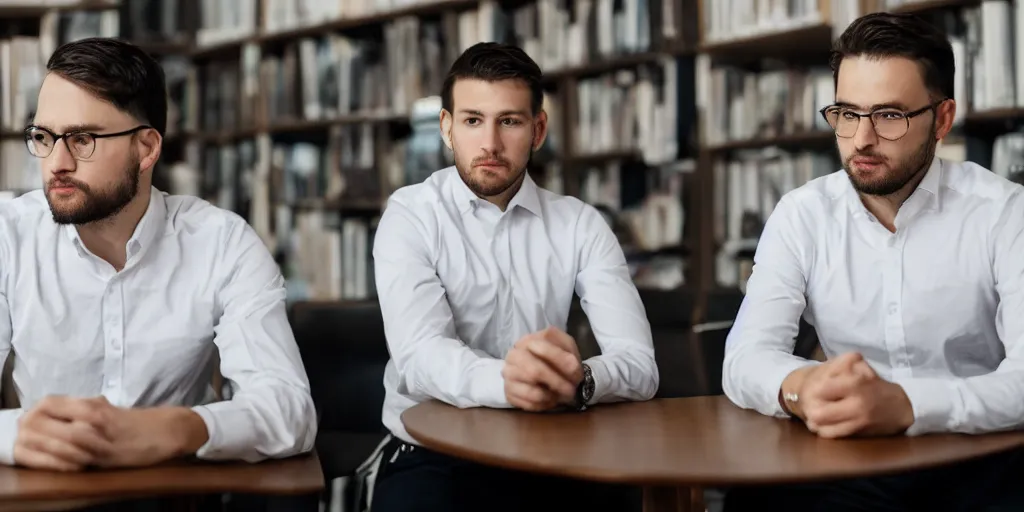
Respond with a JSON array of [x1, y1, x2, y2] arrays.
[[819, 100, 945, 141], [23, 125, 153, 160]]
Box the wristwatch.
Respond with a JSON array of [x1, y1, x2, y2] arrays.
[[574, 363, 595, 411]]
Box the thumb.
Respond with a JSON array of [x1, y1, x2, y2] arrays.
[[828, 352, 864, 375]]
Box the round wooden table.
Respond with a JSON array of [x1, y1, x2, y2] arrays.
[[402, 395, 1024, 512]]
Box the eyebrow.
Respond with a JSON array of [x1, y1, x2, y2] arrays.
[[457, 109, 529, 117], [29, 123, 105, 133], [833, 101, 911, 111]]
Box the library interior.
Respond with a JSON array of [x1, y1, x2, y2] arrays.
[[1, 0, 1023, 511]]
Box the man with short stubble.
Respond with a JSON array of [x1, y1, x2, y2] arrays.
[[721, 12, 1024, 511], [369, 41, 658, 512], [0, 37, 316, 478]]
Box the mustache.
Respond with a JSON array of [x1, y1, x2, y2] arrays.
[[472, 155, 511, 167], [847, 151, 887, 162], [48, 177, 88, 190]]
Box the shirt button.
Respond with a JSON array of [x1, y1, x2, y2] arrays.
[[888, 304, 898, 314]]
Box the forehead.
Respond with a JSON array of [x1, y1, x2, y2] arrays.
[[34, 73, 128, 129], [451, 78, 532, 114], [835, 55, 931, 108]]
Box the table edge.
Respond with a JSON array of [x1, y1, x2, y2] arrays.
[[403, 400, 1024, 487]]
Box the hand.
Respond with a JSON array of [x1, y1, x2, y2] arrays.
[[784, 353, 915, 438], [502, 327, 583, 412], [84, 398, 209, 468], [13, 396, 114, 471]]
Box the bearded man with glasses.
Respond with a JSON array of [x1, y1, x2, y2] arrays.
[[721, 11, 1024, 512], [0, 37, 316, 487]]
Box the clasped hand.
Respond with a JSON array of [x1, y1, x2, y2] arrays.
[[502, 326, 583, 412], [13, 395, 192, 471], [787, 352, 915, 438]]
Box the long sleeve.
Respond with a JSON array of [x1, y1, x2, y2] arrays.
[[191, 222, 317, 462], [893, 190, 1024, 436], [0, 291, 23, 466], [373, 200, 509, 409], [722, 196, 819, 418], [574, 206, 658, 403]]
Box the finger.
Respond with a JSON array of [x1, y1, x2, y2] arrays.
[[506, 353, 576, 399], [523, 339, 580, 384], [815, 371, 869, 402], [852, 360, 877, 379], [19, 426, 95, 467], [826, 352, 864, 376], [505, 381, 557, 412], [540, 327, 579, 355], [804, 395, 862, 427], [814, 418, 865, 439], [36, 414, 113, 458], [36, 396, 108, 428], [14, 446, 83, 472]]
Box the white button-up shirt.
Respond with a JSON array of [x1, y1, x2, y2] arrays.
[[0, 187, 317, 464], [373, 167, 658, 444], [723, 157, 1024, 436]]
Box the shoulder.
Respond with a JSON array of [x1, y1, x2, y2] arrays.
[[385, 167, 455, 214], [161, 193, 265, 257], [769, 170, 849, 228], [942, 160, 1023, 207], [0, 189, 60, 242]]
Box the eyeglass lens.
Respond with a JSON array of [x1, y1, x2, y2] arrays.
[[24, 127, 96, 159], [823, 108, 909, 140]]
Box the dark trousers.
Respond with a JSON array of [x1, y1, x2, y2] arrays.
[[724, 447, 1024, 512], [370, 436, 642, 512]]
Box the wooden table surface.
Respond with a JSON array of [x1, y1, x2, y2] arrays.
[[402, 395, 1024, 488], [0, 452, 323, 505]]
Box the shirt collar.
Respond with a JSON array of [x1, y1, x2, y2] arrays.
[[845, 156, 944, 216], [63, 186, 167, 260], [451, 167, 542, 217]]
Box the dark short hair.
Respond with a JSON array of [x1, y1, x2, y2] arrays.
[[46, 37, 167, 136], [829, 12, 954, 101], [441, 42, 544, 115]]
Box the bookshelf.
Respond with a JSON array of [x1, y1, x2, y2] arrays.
[[0, 0, 699, 312], [689, 0, 1024, 326]]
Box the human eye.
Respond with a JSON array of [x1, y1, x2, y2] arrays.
[[463, 117, 480, 126], [874, 110, 905, 121], [501, 118, 523, 126]]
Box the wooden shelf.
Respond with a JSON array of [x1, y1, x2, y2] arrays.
[[288, 198, 383, 212], [191, 0, 481, 59], [889, 0, 979, 14], [544, 48, 693, 82], [561, 148, 640, 166], [0, 0, 117, 17], [703, 131, 835, 153], [699, 23, 833, 64]]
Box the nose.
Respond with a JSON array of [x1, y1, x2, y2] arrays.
[[44, 138, 77, 177], [479, 120, 503, 154], [852, 115, 878, 151]]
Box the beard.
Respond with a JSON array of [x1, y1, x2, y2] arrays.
[[453, 145, 533, 198], [842, 127, 937, 197], [46, 156, 141, 225]]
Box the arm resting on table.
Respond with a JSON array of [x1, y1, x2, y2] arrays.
[[373, 199, 508, 409], [574, 205, 658, 403], [722, 196, 819, 418], [192, 223, 317, 463], [895, 190, 1024, 436]]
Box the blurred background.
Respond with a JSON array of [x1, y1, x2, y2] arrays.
[[2, 0, 1023, 509]]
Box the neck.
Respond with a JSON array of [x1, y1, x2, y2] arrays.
[[481, 171, 527, 212], [859, 156, 933, 233], [75, 186, 151, 271]]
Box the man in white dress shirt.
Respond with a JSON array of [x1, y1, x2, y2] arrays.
[[722, 12, 1023, 511], [1, 37, 316, 480], [369, 42, 657, 511]]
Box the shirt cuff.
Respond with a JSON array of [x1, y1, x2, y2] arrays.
[[894, 377, 955, 436], [190, 402, 257, 461], [584, 357, 612, 405], [0, 409, 23, 465], [763, 358, 821, 418], [469, 357, 511, 408]]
